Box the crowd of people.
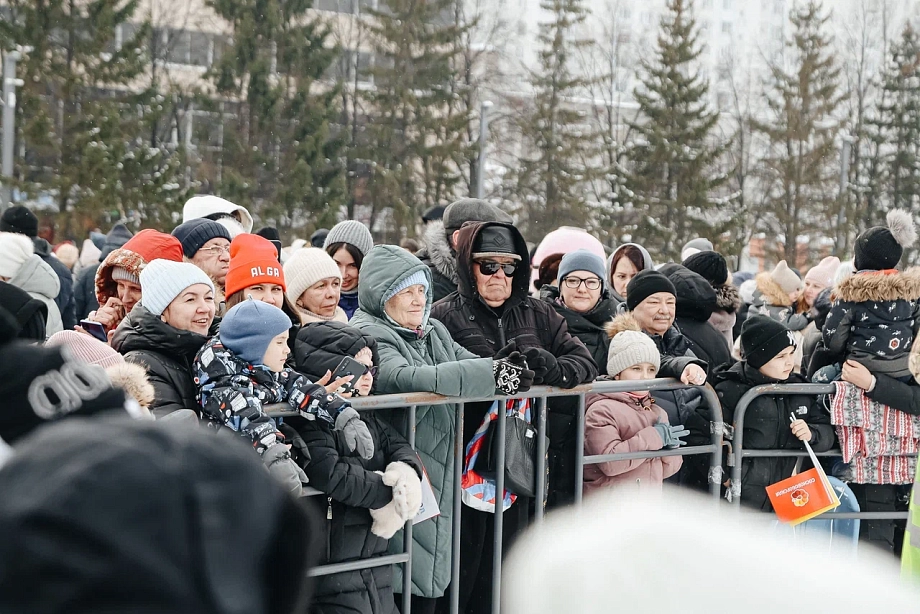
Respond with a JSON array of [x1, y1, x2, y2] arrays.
[[0, 195, 919, 613]]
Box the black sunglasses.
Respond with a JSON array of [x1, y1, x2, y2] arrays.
[[366, 366, 379, 377], [477, 260, 518, 277]]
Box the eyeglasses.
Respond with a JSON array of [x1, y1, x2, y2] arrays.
[[562, 276, 602, 291], [477, 260, 518, 277], [199, 245, 231, 257], [361, 366, 378, 377]]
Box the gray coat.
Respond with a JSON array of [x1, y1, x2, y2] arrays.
[[351, 245, 495, 599], [10, 255, 62, 337]]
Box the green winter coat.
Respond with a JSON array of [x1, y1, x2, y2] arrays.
[[351, 245, 495, 599]]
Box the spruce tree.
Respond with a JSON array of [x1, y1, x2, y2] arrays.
[[752, 1, 843, 262], [624, 0, 726, 261], [871, 24, 920, 222], [0, 0, 190, 234], [207, 0, 345, 239], [358, 0, 472, 240], [508, 0, 600, 240]]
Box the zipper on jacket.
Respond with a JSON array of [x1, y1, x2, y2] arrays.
[[327, 496, 333, 520], [497, 316, 506, 347]]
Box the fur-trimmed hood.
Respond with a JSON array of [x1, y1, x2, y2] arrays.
[[715, 284, 742, 313], [754, 272, 794, 307], [95, 247, 146, 307], [416, 220, 458, 285], [833, 267, 920, 303], [105, 361, 156, 409], [605, 312, 642, 339]]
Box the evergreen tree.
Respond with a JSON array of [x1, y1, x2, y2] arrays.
[[358, 0, 472, 240], [207, 0, 345, 239], [624, 0, 726, 261], [871, 23, 920, 222], [508, 0, 601, 240], [752, 1, 843, 262], [0, 0, 190, 235]]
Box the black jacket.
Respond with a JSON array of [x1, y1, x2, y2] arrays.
[[111, 304, 210, 417], [541, 284, 618, 376], [666, 265, 733, 371], [866, 373, 920, 416], [33, 237, 75, 330], [711, 362, 836, 510], [289, 415, 422, 614], [430, 221, 596, 388]]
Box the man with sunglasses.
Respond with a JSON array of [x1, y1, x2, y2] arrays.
[[171, 218, 233, 293], [431, 221, 596, 614]]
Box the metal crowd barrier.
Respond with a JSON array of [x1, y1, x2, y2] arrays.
[[267, 377, 722, 614], [730, 383, 910, 521]]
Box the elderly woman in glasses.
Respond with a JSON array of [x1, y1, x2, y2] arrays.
[[542, 250, 618, 376]]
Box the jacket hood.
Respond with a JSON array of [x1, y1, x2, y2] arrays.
[[0, 418, 317, 614], [357, 245, 433, 329], [666, 266, 716, 322], [95, 247, 146, 306], [31, 236, 52, 257], [605, 312, 642, 339], [100, 223, 133, 260], [417, 219, 458, 284], [833, 267, 920, 303], [293, 321, 379, 381], [105, 361, 156, 409], [10, 254, 60, 300], [586, 389, 656, 408], [110, 303, 210, 358], [715, 284, 742, 313], [606, 243, 654, 280], [754, 272, 794, 307], [455, 221, 531, 305]]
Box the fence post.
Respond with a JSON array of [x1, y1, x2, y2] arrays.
[[700, 385, 724, 500], [491, 399, 506, 614], [534, 395, 548, 524], [574, 393, 586, 505], [402, 404, 417, 614], [450, 402, 464, 614]]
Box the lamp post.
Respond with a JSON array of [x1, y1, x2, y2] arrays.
[[475, 100, 493, 199], [1, 50, 22, 211]]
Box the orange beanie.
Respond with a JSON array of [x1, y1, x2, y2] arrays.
[[224, 233, 286, 297]]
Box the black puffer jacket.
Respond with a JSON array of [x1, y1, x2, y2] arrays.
[[711, 361, 836, 510], [430, 222, 596, 386], [111, 304, 210, 417], [666, 265, 733, 370], [542, 284, 618, 376]]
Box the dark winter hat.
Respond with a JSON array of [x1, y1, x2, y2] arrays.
[[740, 315, 797, 369], [171, 218, 232, 258], [683, 250, 729, 287], [0, 341, 127, 444], [220, 300, 293, 365], [812, 287, 834, 330], [472, 226, 521, 261], [0, 419, 318, 614], [854, 209, 917, 270], [255, 226, 283, 260], [294, 321, 378, 381], [0, 205, 38, 238], [310, 228, 329, 248], [0, 280, 47, 342], [422, 204, 446, 223], [625, 270, 676, 311], [558, 250, 607, 290], [665, 265, 717, 322], [443, 198, 512, 232]]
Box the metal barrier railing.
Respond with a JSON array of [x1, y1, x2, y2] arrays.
[[267, 378, 723, 614], [730, 383, 911, 521]]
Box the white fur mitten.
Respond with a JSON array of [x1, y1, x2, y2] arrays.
[[382, 461, 422, 521], [370, 499, 404, 538]]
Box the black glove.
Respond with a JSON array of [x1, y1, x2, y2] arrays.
[[278, 423, 311, 466], [494, 341, 518, 360], [493, 350, 535, 395], [523, 347, 561, 386]]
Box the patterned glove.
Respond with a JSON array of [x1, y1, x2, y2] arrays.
[[288, 375, 350, 424], [523, 347, 561, 386], [335, 407, 375, 460], [493, 351, 535, 395], [653, 422, 690, 449]]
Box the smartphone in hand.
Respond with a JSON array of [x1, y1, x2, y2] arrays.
[[331, 356, 368, 394], [80, 319, 108, 343]]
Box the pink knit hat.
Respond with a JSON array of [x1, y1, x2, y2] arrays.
[[45, 330, 125, 369], [804, 256, 841, 288]]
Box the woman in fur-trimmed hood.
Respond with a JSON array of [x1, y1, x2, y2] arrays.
[[748, 260, 812, 332], [823, 210, 920, 380]]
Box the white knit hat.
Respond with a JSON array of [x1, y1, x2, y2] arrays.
[[0, 232, 34, 279], [607, 330, 661, 377], [770, 260, 803, 295], [283, 247, 342, 304], [139, 259, 215, 316]]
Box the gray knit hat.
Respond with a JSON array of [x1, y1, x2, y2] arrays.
[[442, 198, 512, 231], [139, 259, 215, 316], [558, 250, 606, 290], [324, 221, 374, 257], [607, 330, 661, 377]]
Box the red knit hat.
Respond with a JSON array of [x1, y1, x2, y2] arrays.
[[121, 229, 183, 263], [225, 233, 286, 297], [95, 230, 184, 306]]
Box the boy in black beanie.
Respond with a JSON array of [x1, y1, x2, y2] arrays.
[[710, 316, 836, 510]]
